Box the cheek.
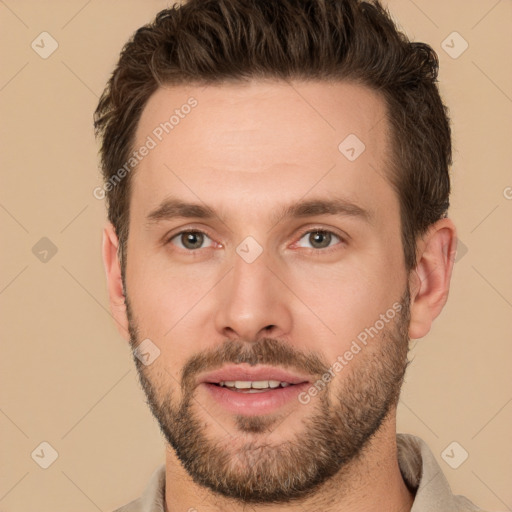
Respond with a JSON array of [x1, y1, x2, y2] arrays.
[[286, 252, 405, 345], [126, 246, 215, 332], [126, 263, 234, 382]]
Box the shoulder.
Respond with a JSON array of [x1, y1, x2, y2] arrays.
[[397, 433, 489, 512], [111, 464, 166, 512], [453, 494, 490, 511], [113, 498, 143, 512]]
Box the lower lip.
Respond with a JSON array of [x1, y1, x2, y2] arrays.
[[201, 382, 310, 416]]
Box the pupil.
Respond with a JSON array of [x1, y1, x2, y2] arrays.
[[184, 232, 203, 249], [311, 231, 330, 248]]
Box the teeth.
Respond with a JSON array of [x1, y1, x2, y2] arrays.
[[219, 380, 291, 389], [253, 380, 280, 389]]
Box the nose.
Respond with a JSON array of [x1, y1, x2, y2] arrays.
[[213, 246, 293, 343]]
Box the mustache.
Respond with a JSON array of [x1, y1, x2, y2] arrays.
[[180, 337, 329, 393]]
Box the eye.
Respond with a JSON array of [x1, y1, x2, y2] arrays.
[[295, 229, 344, 251], [166, 228, 344, 253], [168, 230, 215, 251]]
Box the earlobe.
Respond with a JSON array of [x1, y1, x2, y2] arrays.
[[408, 218, 457, 340], [102, 223, 130, 341]]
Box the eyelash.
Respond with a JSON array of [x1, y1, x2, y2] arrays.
[[165, 227, 346, 254]]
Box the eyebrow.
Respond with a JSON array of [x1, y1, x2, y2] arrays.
[[145, 195, 373, 227]]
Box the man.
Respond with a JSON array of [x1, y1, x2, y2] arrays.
[[94, 0, 486, 510]]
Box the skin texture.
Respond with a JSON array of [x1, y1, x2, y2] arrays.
[[102, 80, 457, 511]]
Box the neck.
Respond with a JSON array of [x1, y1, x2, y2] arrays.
[[164, 410, 415, 512]]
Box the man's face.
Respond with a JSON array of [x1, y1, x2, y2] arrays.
[[123, 80, 411, 503]]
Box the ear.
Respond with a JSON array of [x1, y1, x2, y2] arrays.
[[408, 218, 457, 340], [102, 222, 130, 341]]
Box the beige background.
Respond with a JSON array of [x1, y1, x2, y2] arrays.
[[1, 0, 511, 511]]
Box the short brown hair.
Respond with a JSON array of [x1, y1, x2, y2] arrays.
[[94, 0, 451, 281]]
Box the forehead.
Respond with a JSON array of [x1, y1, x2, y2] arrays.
[[131, 79, 395, 225]]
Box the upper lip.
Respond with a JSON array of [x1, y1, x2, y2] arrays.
[[199, 364, 311, 385]]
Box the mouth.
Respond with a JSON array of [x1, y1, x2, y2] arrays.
[[198, 365, 312, 415], [200, 364, 310, 388], [210, 379, 300, 393]]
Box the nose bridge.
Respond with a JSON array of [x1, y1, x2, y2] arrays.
[[214, 239, 293, 340]]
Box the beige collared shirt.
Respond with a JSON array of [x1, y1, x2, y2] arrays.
[[113, 433, 485, 512]]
